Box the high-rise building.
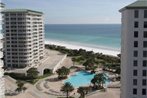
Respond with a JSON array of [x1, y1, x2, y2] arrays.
[[120, 0, 147, 98], [3, 9, 44, 68], [0, 2, 5, 98]]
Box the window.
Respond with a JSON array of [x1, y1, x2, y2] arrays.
[[134, 10, 139, 18], [142, 89, 146, 95], [144, 10, 147, 18], [134, 21, 139, 28], [143, 60, 147, 67], [143, 41, 147, 48], [133, 70, 138, 76], [142, 70, 147, 76], [144, 22, 147, 28], [133, 88, 137, 95], [133, 79, 137, 85], [143, 51, 147, 57], [134, 51, 138, 57], [134, 31, 138, 38], [134, 41, 138, 47], [133, 60, 138, 66], [144, 31, 147, 38], [142, 79, 146, 86]]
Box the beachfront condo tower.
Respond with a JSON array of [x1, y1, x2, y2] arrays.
[[120, 0, 147, 98], [2, 9, 44, 68], [0, 2, 5, 98]]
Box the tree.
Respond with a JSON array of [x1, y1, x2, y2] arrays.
[[83, 59, 94, 70], [77, 87, 85, 98], [61, 82, 74, 98], [91, 73, 107, 89], [95, 73, 107, 88], [91, 66, 97, 74], [15, 81, 26, 93], [27, 68, 39, 79], [72, 57, 76, 66], [77, 86, 91, 98], [91, 78, 99, 89], [56, 66, 70, 79], [115, 67, 121, 74]]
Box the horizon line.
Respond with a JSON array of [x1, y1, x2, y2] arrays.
[[45, 23, 121, 25]]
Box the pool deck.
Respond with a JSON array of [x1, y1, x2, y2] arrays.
[[5, 70, 120, 98], [87, 88, 120, 98], [34, 69, 120, 98]]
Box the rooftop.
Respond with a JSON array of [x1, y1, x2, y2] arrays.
[[2, 9, 43, 14], [120, 0, 147, 12]]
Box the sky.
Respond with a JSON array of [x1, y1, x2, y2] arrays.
[[3, 0, 137, 24]]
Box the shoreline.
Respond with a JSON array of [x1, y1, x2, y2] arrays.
[[45, 40, 120, 57]]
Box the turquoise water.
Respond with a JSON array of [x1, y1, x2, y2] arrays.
[[45, 24, 121, 50], [64, 71, 109, 88]]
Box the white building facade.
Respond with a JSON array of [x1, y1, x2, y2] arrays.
[[0, 2, 5, 98], [3, 9, 44, 68], [120, 0, 147, 98]]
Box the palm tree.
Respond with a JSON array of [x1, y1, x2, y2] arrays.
[[77, 87, 85, 98], [56, 66, 70, 79], [91, 73, 107, 89], [91, 78, 98, 89], [95, 73, 107, 88], [15, 81, 26, 93], [61, 82, 74, 98], [77, 87, 91, 98]]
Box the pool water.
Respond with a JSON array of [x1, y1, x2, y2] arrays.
[[64, 71, 109, 88]]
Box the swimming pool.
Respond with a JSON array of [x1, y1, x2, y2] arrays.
[[64, 71, 109, 88]]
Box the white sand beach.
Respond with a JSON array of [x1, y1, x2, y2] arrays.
[[45, 40, 120, 57]]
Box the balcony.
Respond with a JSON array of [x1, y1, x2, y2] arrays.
[[0, 60, 4, 67], [0, 52, 3, 58], [0, 41, 3, 49], [0, 68, 4, 77]]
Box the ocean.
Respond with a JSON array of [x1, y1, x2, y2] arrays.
[[45, 24, 121, 51]]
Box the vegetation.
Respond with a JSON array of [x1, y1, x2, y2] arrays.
[[103, 63, 121, 74], [82, 59, 98, 73], [45, 44, 120, 62], [15, 81, 26, 93], [27, 68, 39, 79], [5, 67, 52, 84], [91, 73, 107, 90], [61, 82, 74, 98], [83, 59, 94, 70], [56, 66, 70, 79], [77, 86, 91, 98], [43, 69, 52, 75], [58, 96, 74, 98], [45, 44, 120, 74], [5, 72, 27, 80]]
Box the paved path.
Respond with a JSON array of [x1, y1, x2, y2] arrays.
[[4, 76, 17, 92]]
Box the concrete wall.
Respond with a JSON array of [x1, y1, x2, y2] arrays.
[[121, 9, 147, 98]]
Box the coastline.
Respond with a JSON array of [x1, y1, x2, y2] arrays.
[[45, 40, 120, 56]]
